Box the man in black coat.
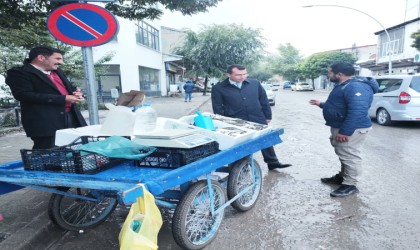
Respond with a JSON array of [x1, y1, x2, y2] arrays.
[[6, 46, 87, 149], [211, 64, 291, 170]]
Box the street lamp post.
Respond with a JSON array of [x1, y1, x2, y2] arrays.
[[303, 5, 393, 75]]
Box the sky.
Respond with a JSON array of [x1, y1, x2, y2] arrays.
[[160, 0, 410, 57]]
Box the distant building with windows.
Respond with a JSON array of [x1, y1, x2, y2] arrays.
[[91, 17, 166, 100], [308, 0, 420, 89], [89, 17, 188, 101], [160, 26, 187, 90], [359, 0, 420, 75]]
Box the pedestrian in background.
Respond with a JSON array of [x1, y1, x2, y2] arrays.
[[212, 64, 292, 171], [6, 46, 87, 149], [309, 62, 379, 197], [183, 79, 195, 102]]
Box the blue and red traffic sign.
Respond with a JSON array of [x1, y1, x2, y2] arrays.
[[47, 3, 119, 47]]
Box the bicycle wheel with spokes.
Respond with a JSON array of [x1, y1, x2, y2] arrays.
[[172, 181, 226, 250], [48, 187, 118, 231], [227, 158, 262, 212]]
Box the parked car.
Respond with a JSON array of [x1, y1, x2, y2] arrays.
[[271, 81, 280, 86], [291, 82, 313, 91], [368, 74, 420, 125], [261, 84, 276, 106], [282, 81, 294, 89], [193, 82, 212, 92]]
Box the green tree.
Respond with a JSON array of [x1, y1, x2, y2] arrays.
[[246, 57, 275, 82], [300, 52, 356, 89], [269, 43, 303, 81], [411, 30, 420, 51], [247, 70, 272, 82], [0, 0, 223, 99], [0, 0, 222, 31], [173, 24, 265, 94]]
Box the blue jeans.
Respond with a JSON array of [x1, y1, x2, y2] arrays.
[[185, 92, 192, 101]]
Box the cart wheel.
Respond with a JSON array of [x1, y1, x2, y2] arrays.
[[227, 158, 262, 212], [172, 180, 226, 250], [48, 187, 118, 231]]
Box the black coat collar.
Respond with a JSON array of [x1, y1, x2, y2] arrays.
[[22, 63, 66, 91]]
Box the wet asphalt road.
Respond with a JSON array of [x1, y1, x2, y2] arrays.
[[44, 88, 420, 249]]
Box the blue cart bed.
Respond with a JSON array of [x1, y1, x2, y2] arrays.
[[0, 129, 283, 203], [0, 129, 284, 250]]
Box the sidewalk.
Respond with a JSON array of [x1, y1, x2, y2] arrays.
[[0, 94, 211, 250]]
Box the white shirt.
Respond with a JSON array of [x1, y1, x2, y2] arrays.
[[229, 79, 242, 89], [30, 63, 51, 75]]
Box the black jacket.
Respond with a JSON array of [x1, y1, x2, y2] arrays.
[[211, 78, 271, 124], [5, 63, 87, 137]]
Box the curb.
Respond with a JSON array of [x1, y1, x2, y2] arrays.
[[0, 127, 24, 137], [186, 94, 211, 115], [0, 211, 66, 250]]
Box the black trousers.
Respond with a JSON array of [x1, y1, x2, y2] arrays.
[[31, 112, 80, 149], [261, 146, 280, 164]]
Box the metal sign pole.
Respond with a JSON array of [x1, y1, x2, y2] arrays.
[[47, 2, 119, 125], [82, 47, 100, 125]]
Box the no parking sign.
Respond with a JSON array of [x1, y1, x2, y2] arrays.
[[47, 3, 119, 47]]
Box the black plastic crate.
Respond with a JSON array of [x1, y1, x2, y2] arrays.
[[20, 136, 126, 174], [137, 141, 219, 168]]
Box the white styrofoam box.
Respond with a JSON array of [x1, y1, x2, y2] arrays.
[[56, 125, 135, 146], [179, 113, 275, 139], [55, 125, 105, 146], [56, 118, 187, 146], [101, 105, 135, 136], [173, 115, 257, 150]]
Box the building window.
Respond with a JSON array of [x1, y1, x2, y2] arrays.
[[136, 21, 160, 51], [139, 66, 161, 97], [379, 27, 404, 58], [96, 65, 121, 103]]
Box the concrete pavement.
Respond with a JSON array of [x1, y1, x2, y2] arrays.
[[0, 93, 212, 250]]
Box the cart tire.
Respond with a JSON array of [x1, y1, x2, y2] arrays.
[[172, 181, 226, 250], [227, 158, 262, 212], [48, 187, 118, 231]]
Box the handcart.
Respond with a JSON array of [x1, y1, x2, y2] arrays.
[[0, 129, 284, 250]]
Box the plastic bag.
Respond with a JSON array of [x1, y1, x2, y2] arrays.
[[78, 136, 156, 160], [119, 184, 163, 250]]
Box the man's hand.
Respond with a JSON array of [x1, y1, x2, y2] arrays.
[[66, 88, 85, 103], [336, 133, 350, 142], [66, 92, 84, 103], [72, 88, 84, 100], [309, 99, 321, 106]]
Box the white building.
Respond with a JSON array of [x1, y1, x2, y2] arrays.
[[91, 17, 170, 101], [360, 0, 420, 74]]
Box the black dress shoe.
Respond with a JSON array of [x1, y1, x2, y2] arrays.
[[268, 163, 292, 170], [321, 174, 343, 185], [330, 184, 359, 197]]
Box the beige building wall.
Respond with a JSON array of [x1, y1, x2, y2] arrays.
[[161, 26, 186, 54]]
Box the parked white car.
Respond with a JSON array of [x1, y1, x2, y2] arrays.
[[291, 82, 314, 91], [368, 74, 420, 125], [261, 84, 276, 106]]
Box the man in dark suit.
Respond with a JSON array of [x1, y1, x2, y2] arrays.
[[6, 46, 87, 149], [211, 64, 291, 171]]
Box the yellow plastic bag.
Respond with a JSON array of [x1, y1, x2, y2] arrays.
[[119, 184, 163, 250]]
